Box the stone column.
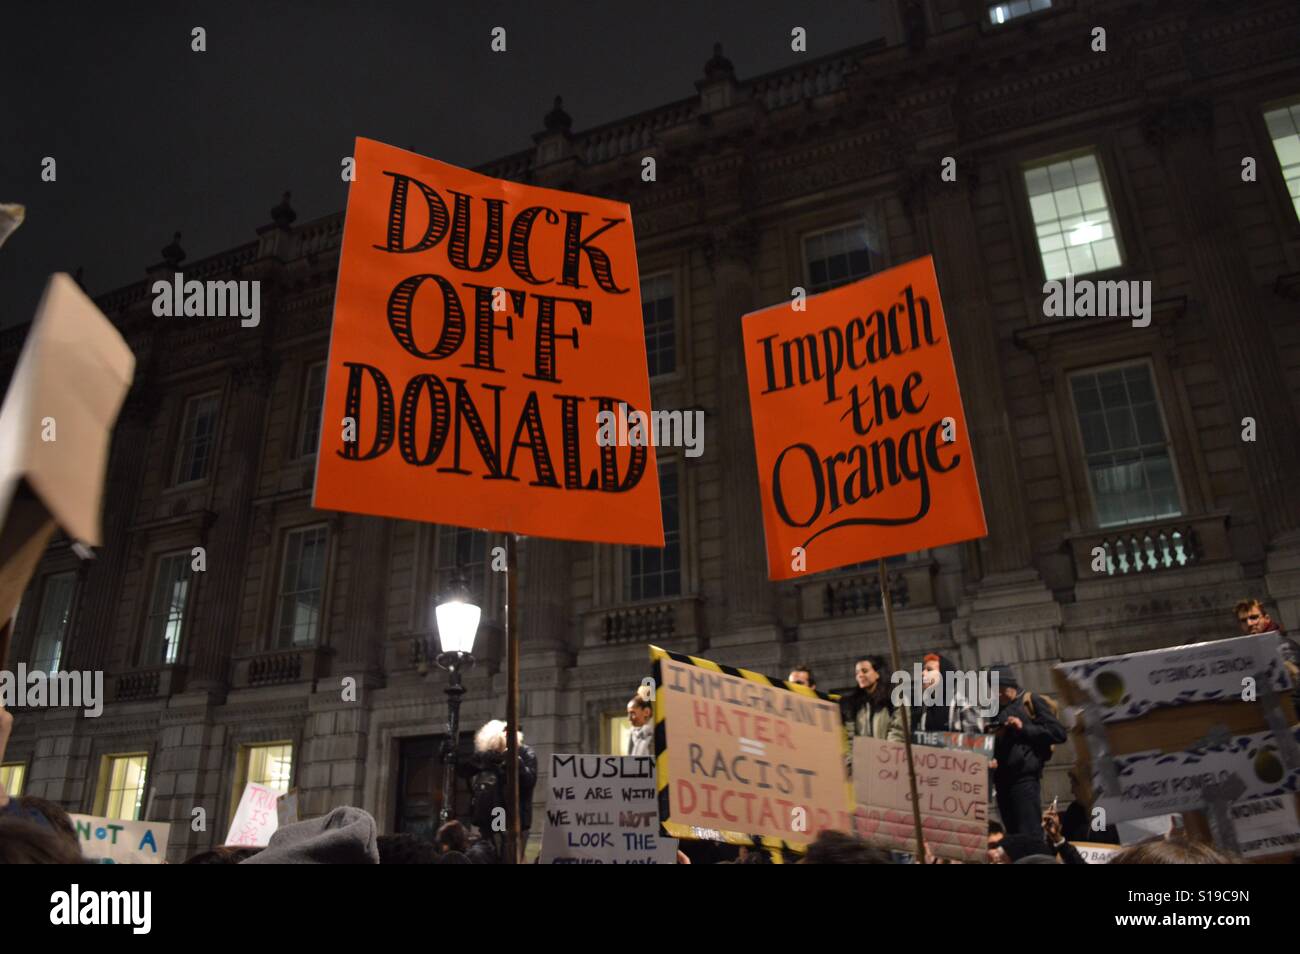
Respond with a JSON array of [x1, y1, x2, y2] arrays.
[[66, 375, 157, 673], [336, 514, 391, 678], [187, 357, 275, 692], [906, 169, 1036, 578], [520, 536, 574, 655], [705, 221, 778, 636], [1145, 98, 1300, 540]]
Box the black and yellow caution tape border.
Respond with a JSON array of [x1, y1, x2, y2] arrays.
[[649, 644, 853, 864]]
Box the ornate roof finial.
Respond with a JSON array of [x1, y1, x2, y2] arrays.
[[271, 190, 297, 229], [544, 96, 572, 133], [704, 41, 735, 80], [161, 231, 185, 267]]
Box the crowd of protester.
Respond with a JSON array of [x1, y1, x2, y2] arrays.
[[0, 597, 1292, 864]]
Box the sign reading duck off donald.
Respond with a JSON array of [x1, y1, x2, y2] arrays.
[[742, 256, 986, 578], [314, 138, 662, 546]]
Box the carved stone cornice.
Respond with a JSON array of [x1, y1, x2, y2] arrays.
[[899, 155, 980, 216], [700, 220, 758, 274], [230, 353, 280, 396], [1141, 97, 1214, 156]]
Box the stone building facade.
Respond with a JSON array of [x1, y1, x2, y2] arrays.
[[3, 0, 1300, 860]]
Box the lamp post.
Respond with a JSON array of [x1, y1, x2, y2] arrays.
[[434, 573, 479, 826]]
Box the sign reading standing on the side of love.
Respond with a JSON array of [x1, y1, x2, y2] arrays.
[[742, 255, 986, 579], [314, 137, 663, 547], [852, 736, 989, 863], [539, 755, 678, 863]]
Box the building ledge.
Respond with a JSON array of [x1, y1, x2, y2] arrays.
[[583, 594, 702, 648], [1065, 511, 1232, 586], [231, 646, 333, 688]]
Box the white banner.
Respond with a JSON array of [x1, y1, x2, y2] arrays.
[[540, 755, 677, 864], [70, 814, 170, 864]]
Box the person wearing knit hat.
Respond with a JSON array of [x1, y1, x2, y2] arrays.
[[240, 806, 380, 864], [988, 662, 1066, 838]]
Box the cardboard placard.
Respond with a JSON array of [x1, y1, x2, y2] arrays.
[[852, 736, 989, 863], [314, 138, 662, 546], [1072, 840, 1122, 864], [742, 255, 986, 579], [539, 754, 678, 863], [913, 729, 994, 758], [225, 782, 282, 847], [0, 273, 135, 627], [1228, 795, 1300, 859], [1056, 633, 1292, 724], [70, 814, 170, 864], [276, 789, 299, 827], [651, 645, 851, 850], [1094, 724, 1300, 823]]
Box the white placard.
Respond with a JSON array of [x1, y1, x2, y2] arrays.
[[225, 782, 281, 847], [540, 755, 677, 864], [70, 814, 171, 864]]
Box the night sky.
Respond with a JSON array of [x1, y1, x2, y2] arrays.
[[0, 1, 881, 328]]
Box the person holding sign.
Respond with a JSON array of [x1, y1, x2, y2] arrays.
[[470, 719, 537, 862], [842, 656, 905, 752], [987, 665, 1066, 836]]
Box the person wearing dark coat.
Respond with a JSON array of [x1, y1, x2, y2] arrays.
[[988, 664, 1067, 836], [469, 719, 538, 862]]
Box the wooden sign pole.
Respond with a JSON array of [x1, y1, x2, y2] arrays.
[[504, 533, 521, 864], [878, 557, 928, 862]]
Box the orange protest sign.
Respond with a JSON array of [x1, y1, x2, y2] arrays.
[[314, 138, 662, 546], [742, 256, 985, 579]]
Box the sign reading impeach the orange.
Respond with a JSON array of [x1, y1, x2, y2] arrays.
[[314, 138, 662, 546], [742, 256, 985, 579]]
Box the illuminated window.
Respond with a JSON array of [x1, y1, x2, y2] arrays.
[[641, 274, 676, 377], [605, 714, 632, 756], [173, 392, 221, 485], [96, 754, 149, 821], [1264, 100, 1300, 221], [803, 223, 873, 293], [30, 572, 75, 672], [988, 0, 1052, 25], [244, 743, 294, 793], [298, 362, 327, 458], [276, 526, 328, 647], [0, 763, 26, 799], [1070, 363, 1181, 527], [143, 552, 193, 665], [1024, 150, 1122, 280]]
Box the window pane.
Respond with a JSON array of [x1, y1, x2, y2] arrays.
[[804, 223, 874, 293], [299, 363, 327, 457], [1071, 365, 1180, 527], [247, 743, 294, 793], [626, 463, 681, 601], [1264, 102, 1300, 222], [174, 393, 221, 484], [435, 526, 491, 612], [1023, 150, 1122, 279], [144, 554, 193, 666], [31, 572, 75, 672], [103, 755, 148, 821], [641, 274, 676, 377], [277, 527, 328, 647], [0, 763, 26, 799]]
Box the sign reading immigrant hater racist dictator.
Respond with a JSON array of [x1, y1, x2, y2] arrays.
[[742, 256, 986, 579], [650, 645, 852, 853], [314, 138, 663, 546]]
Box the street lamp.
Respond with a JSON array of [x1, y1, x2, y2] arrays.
[[434, 572, 479, 825]]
